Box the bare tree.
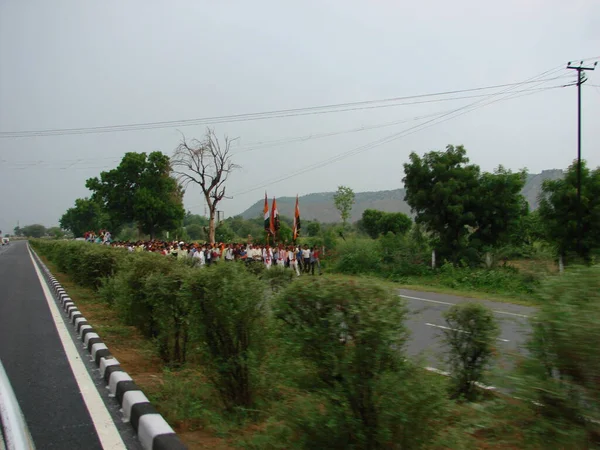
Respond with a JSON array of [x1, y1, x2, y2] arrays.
[[172, 128, 239, 243]]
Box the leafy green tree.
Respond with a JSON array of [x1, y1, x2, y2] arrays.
[[59, 197, 107, 237], [13, 226, 22, 236], [183, 212, 209, 227], [20, 224, 47, 238], [47, 226, 65, 239], [361, 209, 412, 238], [470, 166, 528, 251], [333, 185, 355, 226], [215, 222, 236, 242], [86, 152, 185, 239], [278, 221, 293, 244], [404, 145, 527, 263], [306, 221, 321, 237], [185, 223, 206, 241], [403, 146, 480, 262], [538, 160, 600, 263]]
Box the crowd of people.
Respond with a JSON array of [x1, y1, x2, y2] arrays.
[[84, 230, 112, 244], [86, 232, 322, 275]]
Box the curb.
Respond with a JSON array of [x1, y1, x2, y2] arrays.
[[30, 247, 187, 450]]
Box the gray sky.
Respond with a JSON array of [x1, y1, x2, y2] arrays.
[[1, 0, 599, 232]]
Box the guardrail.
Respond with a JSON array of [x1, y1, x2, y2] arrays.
[[0, 360, 35, 450]]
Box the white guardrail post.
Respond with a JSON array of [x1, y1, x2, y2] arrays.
[[0, 360, 35, 450]]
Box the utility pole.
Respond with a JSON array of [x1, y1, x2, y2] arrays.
[[566, 60, 597, 259]]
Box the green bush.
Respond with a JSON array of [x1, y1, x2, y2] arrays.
[[332, 239, 382, 275], [273, 277, 449, 449], [513, 265, 600, 445], [185, 263, 267, 412], [32, 240, 124, 289], [108, 252, 178, 340], [435, 262, 539, 295], [442, 302, 499, 401], [144, 263, 193, 365]]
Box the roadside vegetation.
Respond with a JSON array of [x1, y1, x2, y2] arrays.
[[31, 239, 600, 449]]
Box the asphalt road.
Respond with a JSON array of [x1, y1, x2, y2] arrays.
[[0, 240, 141, 450], [400, 288, 536, 372]]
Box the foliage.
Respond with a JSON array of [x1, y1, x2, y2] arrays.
[[185, 263, 267, 412], [32, 240, 123, 289], [332, 239, 383, 275], [403, 145, 527, 263], [433, 262, 539, 295], [333, 185, 355, 226], [305, 221, 321, 237], [273, 277, 449, 449], [469, 166, 528, 250], [214, 222, 236, 243], [513, 265, 600, 444], [86, 151, 185, 239], [144, 264, 193, 365], [442, 302, 500, 401], [183, 212, 209, 227], [361, 209, 412, 239], [19, 223, 47, 238], [185, 223, 206, 241], [59, 197, 109, 237], [538, 160, 600, 262], [46, 226, 65, 239]]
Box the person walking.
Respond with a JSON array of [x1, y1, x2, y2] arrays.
[[311, 245, 322, 275], [302, 245, 311, 274], [288, 245, 300, 276]]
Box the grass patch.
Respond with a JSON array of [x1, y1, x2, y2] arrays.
[[396, 282, 540, 307], [320, 272, 540, 306]]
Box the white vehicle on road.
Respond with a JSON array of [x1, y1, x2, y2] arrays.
[[1, 237, 9, 245]]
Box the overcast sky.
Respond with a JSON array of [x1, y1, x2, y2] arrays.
[[1, 0, 599, 232]]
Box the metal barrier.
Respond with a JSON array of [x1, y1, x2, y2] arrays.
[[0, 360, 35, 450]]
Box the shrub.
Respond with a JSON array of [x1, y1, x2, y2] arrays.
[[436, 262, 539, 295], [185, 263, 267, 412], [514, 265, 600, 445], [32, 240, 124, 289], [109, 252, 179, 340], [273, 277, 449, 449], [333, 239, 382, 275], [442, 302, 499, 401], [144, 263, 193, 365]]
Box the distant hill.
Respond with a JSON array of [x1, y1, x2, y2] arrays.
[[239, 169, 564, 223]]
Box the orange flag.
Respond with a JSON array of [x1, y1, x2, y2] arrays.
[[293, 195, 301, 240]]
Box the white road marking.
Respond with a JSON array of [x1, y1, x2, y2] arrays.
[[424, 367, 496, 390], [425, 322, 510, 342], [400, 294, 529, 318], [28, 247, 126, 450]]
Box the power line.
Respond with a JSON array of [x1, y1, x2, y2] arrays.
[[0, 76, 573, 139], [225, 68, 567, 199], [0, 83, 565, 169]]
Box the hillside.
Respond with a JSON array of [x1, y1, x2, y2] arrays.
[[239, 169, 564, 223]]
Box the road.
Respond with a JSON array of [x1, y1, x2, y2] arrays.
[[0, 240, 141, 450], [400, 288, 535, 373]]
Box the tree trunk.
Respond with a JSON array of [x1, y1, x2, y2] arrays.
[[208, 209, 216, 244]]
